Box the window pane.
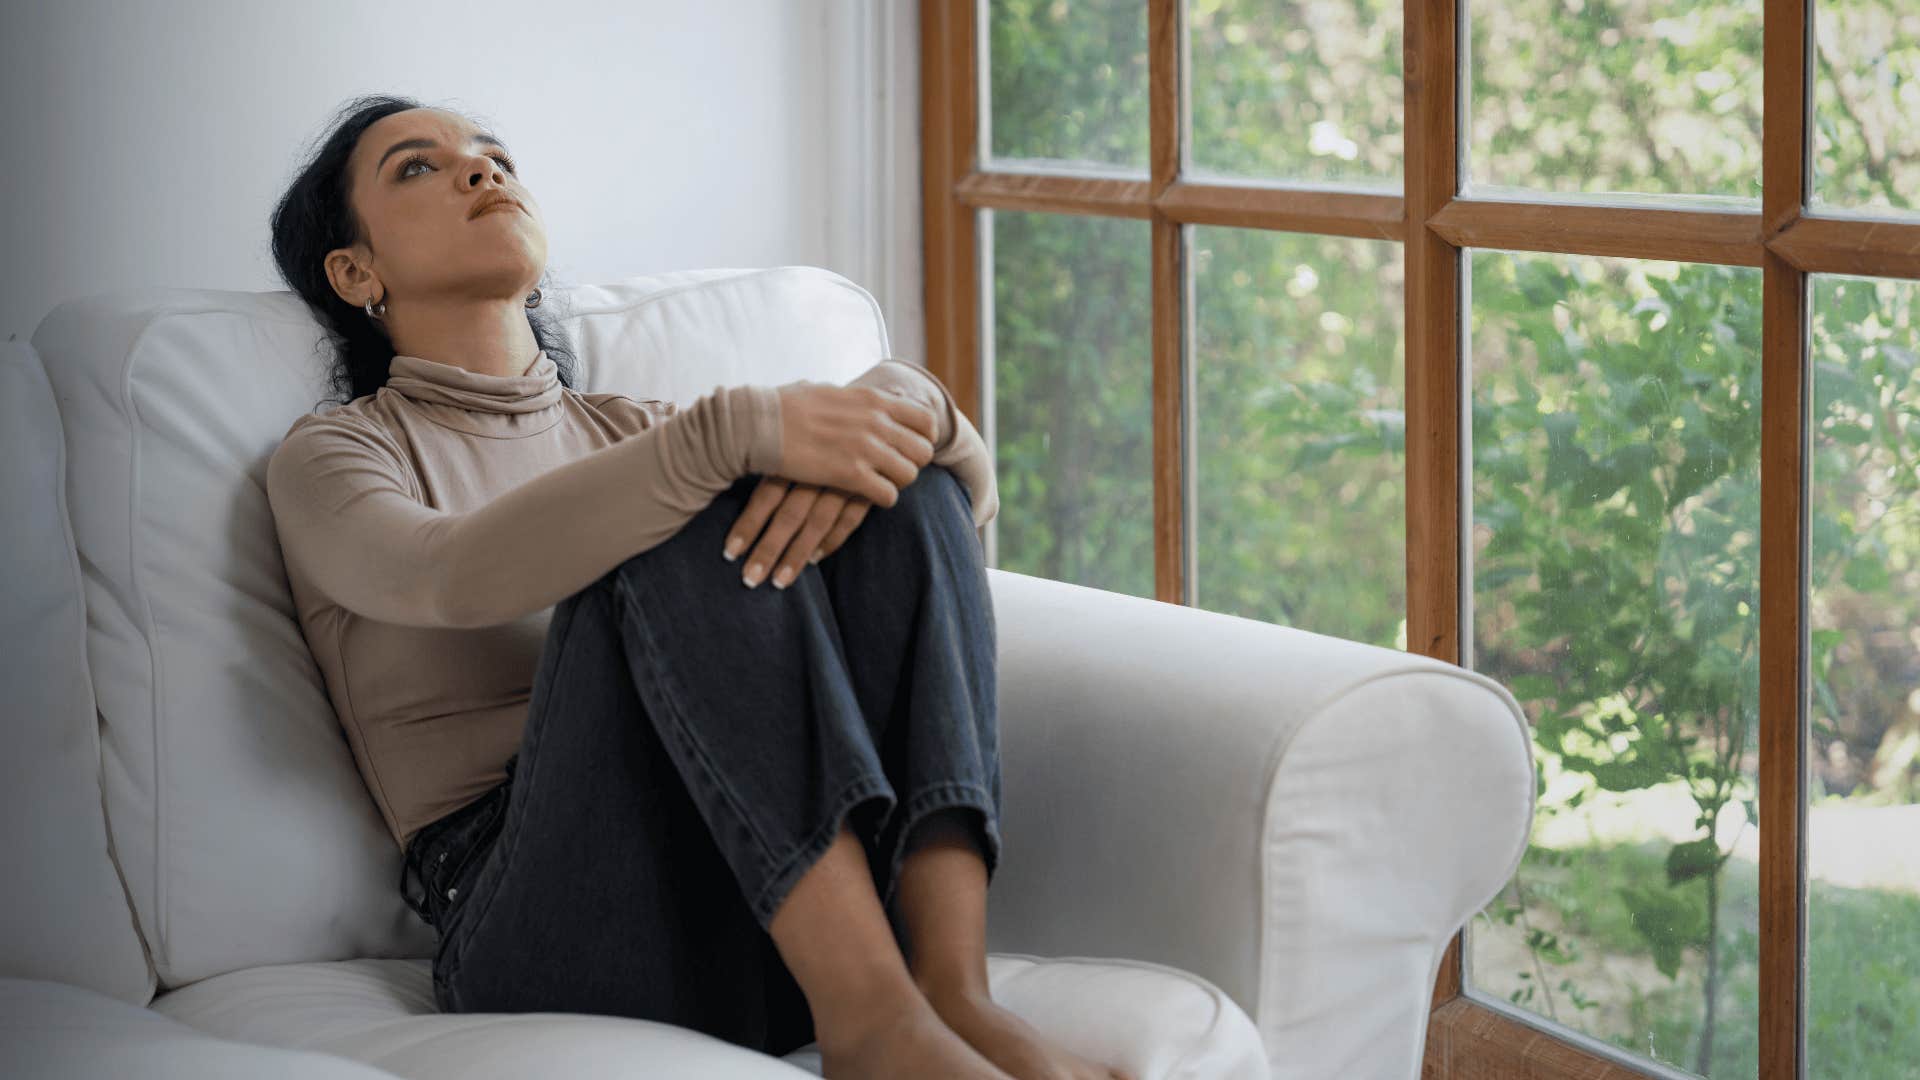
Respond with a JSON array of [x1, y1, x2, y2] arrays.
[[1464, 252, 1762, 1078], [986, 0, 1150, 172], [1467, 1, 1763, 201], [1812, 4, 1920, 215], [987, 209, 1154, 598], [1187, 0, 1403, 187], [1191, 228, 1405, 643], [1806, 276, 1920, 1074]]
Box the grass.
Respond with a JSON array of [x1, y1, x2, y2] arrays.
[[1474, 840, 1920, 1078]]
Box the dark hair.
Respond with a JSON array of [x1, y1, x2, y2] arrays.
[[269, 94, 579, 408]]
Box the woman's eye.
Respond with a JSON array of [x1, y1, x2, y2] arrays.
[[397, 152, 515, 178]]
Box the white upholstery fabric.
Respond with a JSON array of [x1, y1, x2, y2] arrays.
[[148, 953, 1269, 1079], [982, 571, 1536, 1079], [0, 342, 155, 1006], [28, 268, 891, 988], [0, 977, 401, 1080]]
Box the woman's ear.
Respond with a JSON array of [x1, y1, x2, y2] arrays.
[[324, 247, 377, 308]]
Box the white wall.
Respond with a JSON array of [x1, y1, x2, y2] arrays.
[[0, 0, 924, 362]]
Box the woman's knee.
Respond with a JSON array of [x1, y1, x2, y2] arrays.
[[643, 476, 759, 555], [585, 476, 761, 597], [611, 468, 960, 583], [884, 464, 965, 519]]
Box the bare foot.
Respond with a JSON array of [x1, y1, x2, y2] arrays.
[[924, 986, 1137, 1080], [818, 995, 1017, 1080]]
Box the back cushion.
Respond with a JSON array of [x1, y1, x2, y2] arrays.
[[31, 267, 889, 988], [0, 342, 155, 1005]]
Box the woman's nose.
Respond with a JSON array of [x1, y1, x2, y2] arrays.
[[465, 158, 505, 186]]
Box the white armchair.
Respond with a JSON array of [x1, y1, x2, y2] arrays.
[[0, 266, 1535, 1080]]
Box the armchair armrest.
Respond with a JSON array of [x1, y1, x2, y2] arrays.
[[981, 570, 1536, 1080]]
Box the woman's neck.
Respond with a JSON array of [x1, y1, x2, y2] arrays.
[[384, 294, 542, 378]]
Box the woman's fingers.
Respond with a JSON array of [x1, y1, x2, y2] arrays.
[[813, 497, 872, 562], [740, 482, 822, 587], [723, 475, 791, 562], [865, 434, 921, 494], [769, 490, 847, 588], [877, 392, 938, 444], [848, 459, 902, 507], [878, 413, 936, 467]]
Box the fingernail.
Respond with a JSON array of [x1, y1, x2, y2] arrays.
[[743, 562, 764, 587], [809, 548, 824, 564], [772, 566, 795, 589], [723, 538, 742, 561]]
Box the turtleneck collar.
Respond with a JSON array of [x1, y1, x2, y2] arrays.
[[382, 349, 564, 438]]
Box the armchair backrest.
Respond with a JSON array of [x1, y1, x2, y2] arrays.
[[26, 266, 890, 994], [0, 341, 155, 1007]]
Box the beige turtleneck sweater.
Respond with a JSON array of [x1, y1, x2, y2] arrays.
[[265, 349, 997, 851]]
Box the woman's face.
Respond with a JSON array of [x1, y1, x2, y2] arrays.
[[326, 107, 547, 312]]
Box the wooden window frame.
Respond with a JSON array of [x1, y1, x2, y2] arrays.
[[921, 1, 1918, 1075]]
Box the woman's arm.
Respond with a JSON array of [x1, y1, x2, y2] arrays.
[[266, 383, 782, 630], [845, 358, 999, 528]]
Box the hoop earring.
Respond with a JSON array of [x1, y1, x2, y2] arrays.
[[363, 295, 386, 321], [525, 287, 542, 310]]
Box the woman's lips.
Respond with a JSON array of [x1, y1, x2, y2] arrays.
[[473, 200, 523, 219]]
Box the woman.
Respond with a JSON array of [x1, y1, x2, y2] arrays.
[[263, 95, 1132, 1080]]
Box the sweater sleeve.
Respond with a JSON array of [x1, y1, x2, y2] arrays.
[[266, 382, 783, 630], [845, 358, 999, 528]]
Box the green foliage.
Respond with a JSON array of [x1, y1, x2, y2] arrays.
[[990, 211, 1156, 597], [1190, 227, 1405, 640], [988, 0, 1150, 168], [1471, 0, 1764, 198], [1494, 841, 1920, 1074], [1812, 7, 1920, 211], [1188, 0, 1402, 185], [1620, 879, 1711, 979]]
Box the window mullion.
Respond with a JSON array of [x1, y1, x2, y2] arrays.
[[1149, 0, 1186, 606], [1760, 2, 1812, 1078], [1405, 0, 1466, 1017]]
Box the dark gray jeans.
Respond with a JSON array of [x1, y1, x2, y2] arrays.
[[398, 464, 1001, 1058]]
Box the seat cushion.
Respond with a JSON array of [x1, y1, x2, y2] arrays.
[[29, 267, 891, 989], [1, 977, 401, 1080], [0, 342, 154, 1006], [150, 952, 1270, 1079]]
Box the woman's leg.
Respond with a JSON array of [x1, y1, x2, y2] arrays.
[[810, 465, 1133, 1080], [431, 470, 1010, 1076], [806, 464, 1002, 918], [428, 539, 820, 1054]]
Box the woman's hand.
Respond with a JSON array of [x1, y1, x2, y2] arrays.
[[771, 381, 938, 507], [723, 476, 875, 588]]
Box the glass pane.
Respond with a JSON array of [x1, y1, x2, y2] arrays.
[[988, 209, 1154, 597], [1811, 3, 1920, 215], [1805, 276, 1920, 1075], [1467, 1, 1763, 201], [1191, 228, 1405, 643], [1464, 251, 1763, 1078], [1187, 0, 1404, 187], [985, 0, 1150, 171]]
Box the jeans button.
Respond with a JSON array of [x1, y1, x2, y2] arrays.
[[446, 886, 458, 901]]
